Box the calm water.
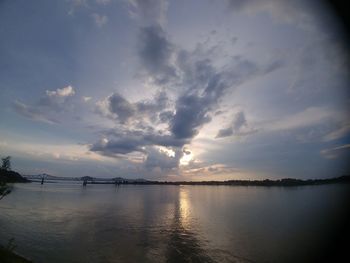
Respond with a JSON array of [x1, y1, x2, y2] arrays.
[[0, 182, 348, 262]]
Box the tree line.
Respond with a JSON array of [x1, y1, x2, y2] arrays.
[[1, 156, 11, 171]]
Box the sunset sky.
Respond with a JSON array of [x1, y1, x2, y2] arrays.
[[0, 0, 349, 180]]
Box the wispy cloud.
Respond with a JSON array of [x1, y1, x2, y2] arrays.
[[91, 13, 108, 27], [96, 0, 111, 5], [67, 0, 88, 16], [13, 101, 58, 124], [323, 123, 350, 142], [265, 107, 338, 132], [216, 111, 258, 138], [320, 144, 350, 159], [82, 96, 92, 102], [127, 0, 168, 26], [226, 0, 320, 30], [46, 85, 75, 97], [13, 85, 76, 124]]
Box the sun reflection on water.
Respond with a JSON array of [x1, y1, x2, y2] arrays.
[[179, 186, 191, 229]]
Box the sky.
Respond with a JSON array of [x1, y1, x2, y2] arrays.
[[0, 0, 349, 180]]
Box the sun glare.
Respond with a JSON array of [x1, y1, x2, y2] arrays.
[[157, 146, 175, 157], [180, 151, 193, 166]]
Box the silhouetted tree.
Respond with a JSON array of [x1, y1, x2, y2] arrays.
[[0, 183, 11, 200], [1, 156, 11, 171]]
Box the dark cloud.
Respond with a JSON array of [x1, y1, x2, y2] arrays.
[[92, 25, 284, 173], [94, 35, 283, 156], [93, 47, 282, 163], [233, 111, 247, 130], [91, 90, 189, 170], [143, 133, 188, 148], [138, 25, 176, 84], [108, 93, 135, 123], [169, 53, 232, 140], [183, 148, 191, 155], [170, 94, 213, 139], [96, 90, 170, 124], [176, 51, 216, 88], [170, 52, 280, 141], [158, 110, 174, 123], [263, 59, 285, 74], [136, 90, 169, 120], [216, 127, 233, 138], [90, 127, 188, 172], [144, 146, 183, 170], [216, 111, 258, 138], [91, 128, 189, 156], [91, 137, 145, 156]]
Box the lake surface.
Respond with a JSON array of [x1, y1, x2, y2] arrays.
[[0, 182, 348, 262]]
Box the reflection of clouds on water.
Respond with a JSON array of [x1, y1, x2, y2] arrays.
[[1, 183, 348, 262], [165, 186, 214, 263], [0, 184, 255, 262]]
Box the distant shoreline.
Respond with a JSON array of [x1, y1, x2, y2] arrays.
[[27, 175, 350, 187]]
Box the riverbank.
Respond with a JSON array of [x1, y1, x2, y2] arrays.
[[0, 169, 32, 262], [0, 245, 32, 263], [0, 170, 30, 183], [75, 175, 350, 187]]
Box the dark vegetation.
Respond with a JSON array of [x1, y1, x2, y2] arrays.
[[0, 156, 13, 200], [83, 175, 350, 186], [0, 156, 32, 263], [0, 244, 32, 263], [0, 156, 29, 199], [0, 169, 30, 183], [0, 156, 29, 183]]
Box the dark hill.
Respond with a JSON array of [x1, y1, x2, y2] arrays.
[[0, 169, 30, 183]]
